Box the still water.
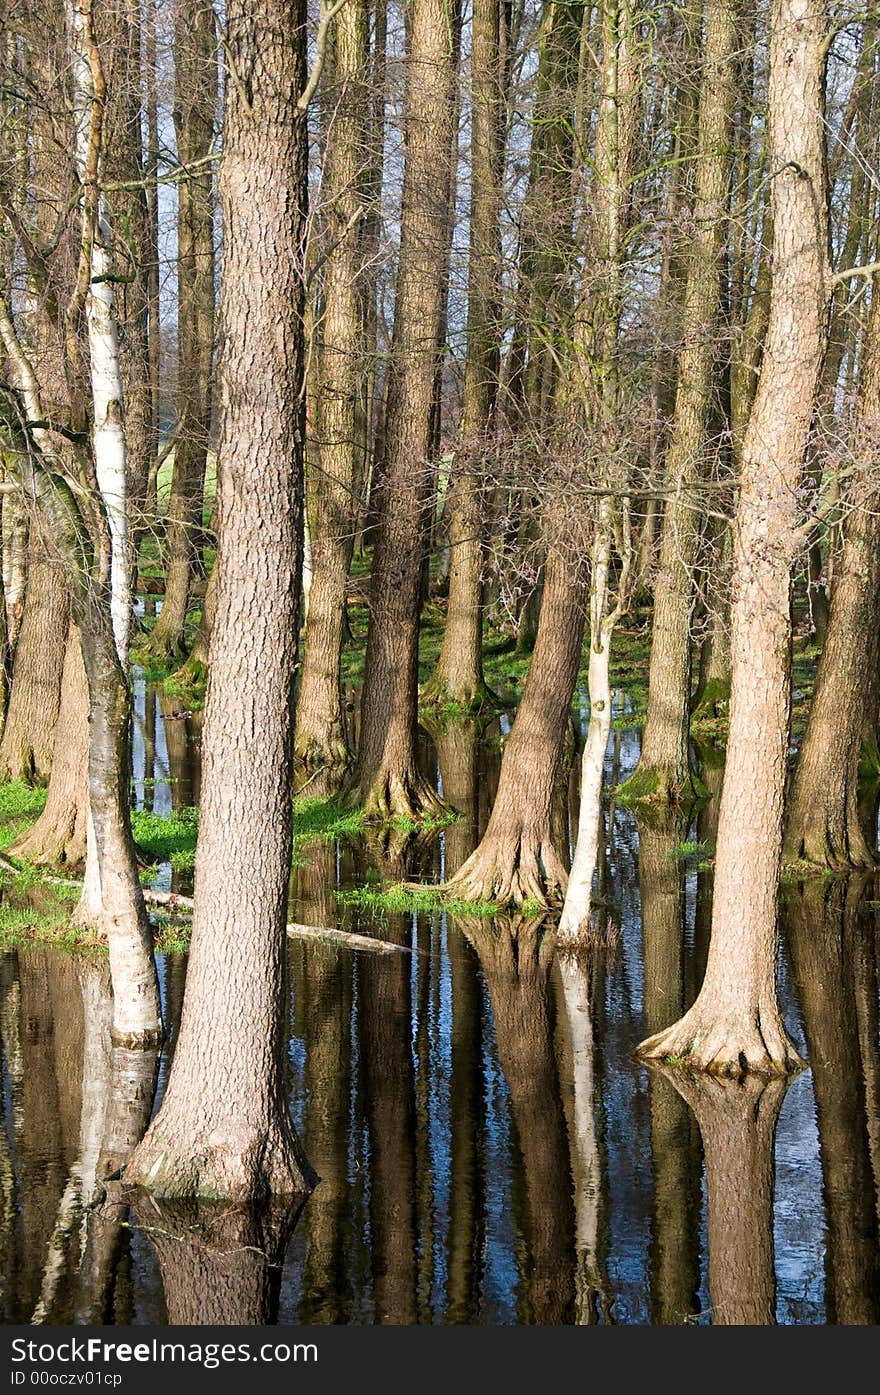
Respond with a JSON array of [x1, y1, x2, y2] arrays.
[[1, 683, 879, 1324]]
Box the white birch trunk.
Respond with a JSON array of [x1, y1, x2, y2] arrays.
[[68, 0, 131, 930], [68, 0, 131, 666]]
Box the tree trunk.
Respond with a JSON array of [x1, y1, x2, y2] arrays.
[[349, 0, 460, 817], [783, 270, 880, 869], [0, 547, 68, 783], [124, 0, 312, 1200], [296, 0, 369, 767], [639, 0, 830, 1075], [442, 551, 583, 905], [626, 0, 739, 803], [147, 0, 216, 658], [12, 622, 89, 866], [423, 0, 504, 709]]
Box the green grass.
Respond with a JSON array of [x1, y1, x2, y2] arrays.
[[0, 780, 48, 852], [336, 881, 503, 917], [131, 806, 199, 872]]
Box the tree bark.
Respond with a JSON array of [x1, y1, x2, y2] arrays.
[[639, 0, 830, 1075], [0, 547, 68, 783], [349, 0, 460, 817], [12, 622, 89, 866], [296, 0, 369, 767], [124, 0, 312, 1200], [423, 0, 505, 709], [147, 0, 216, 658], [442, 551, 584, 905], [783, 270, 880, 868], [626, 0, 739, 803]]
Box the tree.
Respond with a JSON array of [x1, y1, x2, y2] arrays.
[[639, 0, 830, 1074], [124, 0, 313, 1200], [146, 0, 217, 659], [349, 0, 461, 817], [625, 0, 740, 803], [783, 269, 880, 868], [422, 0, 506, 710], [295, 0, 370, 768]]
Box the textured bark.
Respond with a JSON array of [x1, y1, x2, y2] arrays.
[[627, 0, 739, 803], [783, 273, 880, 868], [659, 1069, 787, 1323], [12, 622, 89, 866], [424, 0, 504, 708], [296, 0, 369, 766], [0, 549, 68, 783], [639, 0, 830, 1074], [99, 0, 153, 539], [148, 0, 216, 658], [442, 551, 584, 905], [124, 0, 312, 1200], [350, 0, 459, 816], [785, 878, 880, 1323]]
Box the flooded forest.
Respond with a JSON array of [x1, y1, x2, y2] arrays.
[[0, 0, 879, 1328]]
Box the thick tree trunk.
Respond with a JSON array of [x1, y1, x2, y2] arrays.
[[639, 0, 830, 1075], [147, 0, 216, 658], [124, 0, 312, 1200], [12, 622, 89, 866], [783, 273, 880, 869], [442, 551, 583, 905], [350, 0, 459, 817], [0, 548, 68, 783], [296, 0, 369, 767], [626, 0, 739, 803]]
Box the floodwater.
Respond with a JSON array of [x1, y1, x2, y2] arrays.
[[1, 680, 879, 1325]]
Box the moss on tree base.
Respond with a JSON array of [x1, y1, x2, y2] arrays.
[[617, 763, 709, 806]]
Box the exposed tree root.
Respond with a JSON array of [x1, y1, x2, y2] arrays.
[[124, 1114, 314, 1201], [11, 802, 87, 868], [358, 766, 450, 823], [440, 826, 569, 908], [637, 997, 805, 1077], [782, 819, 877, 873]]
